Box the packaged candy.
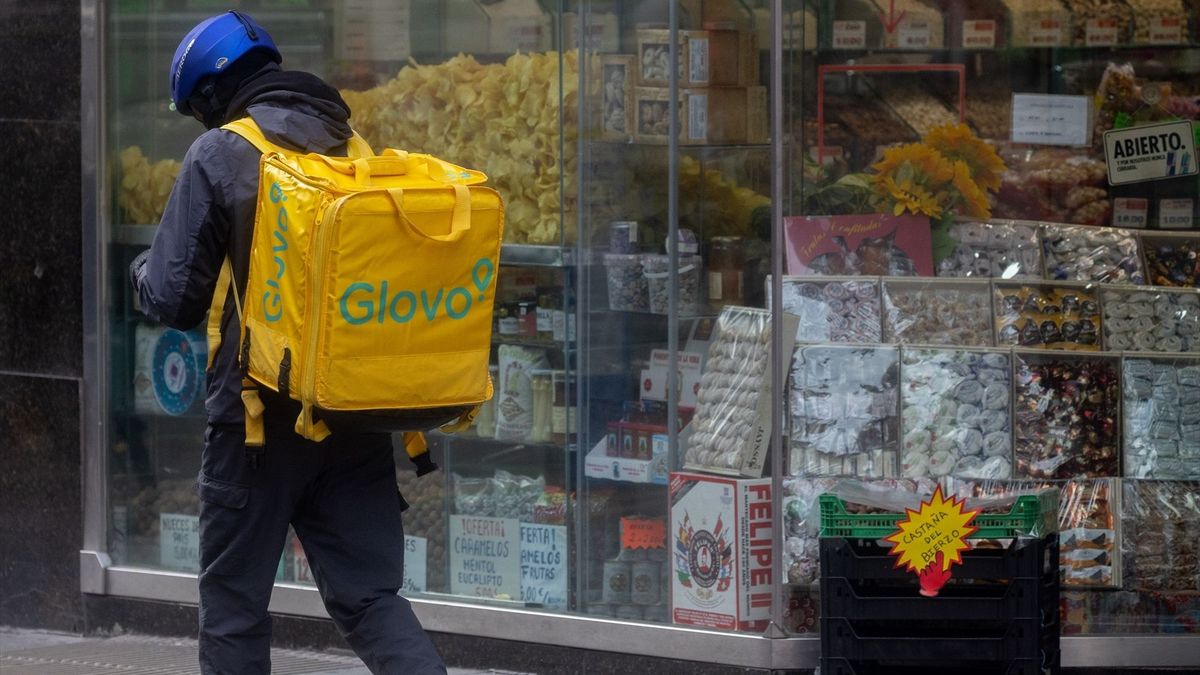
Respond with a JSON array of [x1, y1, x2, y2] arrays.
[[1103, 288, 1200, 353], [1141, 235, 1200, 288], [789, 345, 900, 477], [778, 277, 882, 344], [994, 283, 1102, 351], [1122, 480, 1200, 593], [1123, 357, 1200, 479], [1013, 353, 1120, 479], [1041, 223, 1145, 284], [901, 348, 1013, 480], [935, 220, 1043, 279], [883, 279, 994, 346]]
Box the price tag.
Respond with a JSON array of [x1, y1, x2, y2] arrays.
[[1011, 94, 1091, 146], [687, 93, 708, 142], [1159, 199, 1195, 229], [403, 536, 428, 593], [1113, 198, 1149, 228], [449, 515, 522, 600], [832, 20, 866, 49], [520, 524, 567, 610], [884, 487, 979, 597], [1148, 17, 1183, 45], [1028, 19, 1065, 46], [962, 20, 996, 48], [1085, 19, 1119, 46], [899, 19, 932, 48], [159, 513, 200, 573], [621, 516, 668, 549]]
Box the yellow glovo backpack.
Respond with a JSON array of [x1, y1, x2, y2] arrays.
[[208, 118, 503, 471]]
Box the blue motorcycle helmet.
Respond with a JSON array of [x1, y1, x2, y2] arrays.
[[169, 10, 281, 117]]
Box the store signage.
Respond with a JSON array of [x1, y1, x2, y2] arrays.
[[1148, 17, 1184, 45], [962, 20, 996, 49], [1104, 121, 1198, 185], [1159, 199, 1195, 229], [1028, 19, 1066, 46], [1084, 19, 1118, 46], [832, 21, 866, 49], [520, 524, 567, 609], [159, 513, 200, 573], [449, 515, 522, 600], [1113, 198, 1149, 228], [404, 536, 428, 593], [622, 517, 667, 550], [1011, 94, 1090, 146], [898, 19, 932, 48], [883, 487, 979, 597], [641, 349, 703, 407]]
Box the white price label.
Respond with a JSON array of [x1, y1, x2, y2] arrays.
[[1028, 19, 1065, 46], [1113, 198, 1149, 228], [159, 513, 200, 573], [1148, 17, 1184, 45], [403, 535, 428, 593], [899, 20, 932, 48], [688, 37, 709, 85], [1085, 19, 1119, 46], [1159, 199, 1195, 228], [687, 93, 708, 141], [1011, 94, 1091, 146], [832, 21, 866, 49], [962, 20, 996, 48]]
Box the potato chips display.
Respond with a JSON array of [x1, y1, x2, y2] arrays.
[[118, 146, 182, 225], [342, 52, 579, 245]]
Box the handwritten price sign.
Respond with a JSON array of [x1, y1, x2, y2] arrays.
[[883, 487, 978, 596]]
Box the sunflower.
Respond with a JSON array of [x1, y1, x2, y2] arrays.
[[951, 160, 992, 218], [923, 123, 1006, 191], [869, 143, 956, 218]]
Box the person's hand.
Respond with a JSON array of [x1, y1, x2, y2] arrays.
[[129, 249, 151, 290], [919, 551, 952, 597]]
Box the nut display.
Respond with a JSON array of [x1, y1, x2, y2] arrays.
[[901, 349, 1014, 480], [1143, 237, 1200, 287], [881, 0, 947, 48], [1102, 289, 1200, 353], [1127, 0, 1189, 44], [1123, 358, 1200, 479], [685, 307, 772, 473], [1013, 353, 1121, 479], [605, 254, 650, 312], [883, 281, 994, 346], [1123, 480, 1200, 592], [994, 150, 1110, 226], [119, 146, 182, 225], [452, 470, 545, 522], [876, 83, 961, 138], [1059, 0, 1134, 44], [781, 278, 882, 344], [341, 52, 579, 245], [782, 477, 837, 586], [936, 220, 1042, 280], [995, 284, 1102, 351], [788, 346, 900, 477], [965, 89, 1013, 140], [643, 254, 702, 315], [1042, 224, 1145, 284], [1003, 0, 1071, 46], [397, 469, 447, 591]]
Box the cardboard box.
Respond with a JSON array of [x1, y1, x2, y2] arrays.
[[600, 55, 636, 141], [443, 0, 550, 54], [640, 349, 704, 408], [585, 431, 670, 484], [684, 27, 758, 87], [634, 86, 768, 145], [670, 472, 773, 632], [636, 29, 685, 87]]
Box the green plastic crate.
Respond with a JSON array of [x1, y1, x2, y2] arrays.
[[818, 491, 1058, 540]]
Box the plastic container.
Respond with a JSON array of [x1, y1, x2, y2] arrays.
[[643, 254, 702, 315], [605, 253, 649, 312], [817, 492, 1058, 540]]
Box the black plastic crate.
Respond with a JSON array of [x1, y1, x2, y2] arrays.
[[822, 575, 1059, 624], [820, 535, 1058, 583], [821, 616, 1057, 663], [820, 651, 1060, 675]]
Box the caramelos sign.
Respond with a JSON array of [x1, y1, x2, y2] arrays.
[[339, 258, 495, 325]]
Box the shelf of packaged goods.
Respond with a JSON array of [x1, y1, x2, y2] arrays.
[[429, 431, 576, 455], [500, 244, 575, 268], [491, 335, 574, 351], [588, 139, 772, 152], [794, 43, 1200, 55]]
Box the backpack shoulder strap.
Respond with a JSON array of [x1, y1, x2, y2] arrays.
[[223, 116, 375, 158]]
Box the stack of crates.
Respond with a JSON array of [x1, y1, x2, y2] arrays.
[[818, 492, 1060, 675]]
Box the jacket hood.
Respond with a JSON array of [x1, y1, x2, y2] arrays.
[[227, 64, 354, 154]]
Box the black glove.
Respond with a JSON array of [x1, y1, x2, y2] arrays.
[[410, 450, 439, 477], [129, 249, 151, 291]]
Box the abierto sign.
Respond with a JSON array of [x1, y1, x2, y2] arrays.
[[1104, 120, 1197, 185]]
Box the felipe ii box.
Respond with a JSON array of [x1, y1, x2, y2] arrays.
[[670, 472, 773, 631]]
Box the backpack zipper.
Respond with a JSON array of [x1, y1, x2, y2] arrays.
[[300, 197, 342, 438]]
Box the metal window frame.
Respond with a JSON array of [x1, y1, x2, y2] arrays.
[[77, 0, 1200, 669]]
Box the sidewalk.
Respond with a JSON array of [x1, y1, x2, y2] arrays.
[[0, 627, 534, 674]]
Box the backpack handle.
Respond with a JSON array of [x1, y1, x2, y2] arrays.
[[388, 186, 471, 243]]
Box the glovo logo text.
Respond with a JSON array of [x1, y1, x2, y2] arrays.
[[339, 258, 495, 325], [262, 181, 291, 322]]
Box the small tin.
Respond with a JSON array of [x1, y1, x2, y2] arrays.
[[609, 221, 639, 254], [602, 560, 632, 604], [631, 561, 661, 605]]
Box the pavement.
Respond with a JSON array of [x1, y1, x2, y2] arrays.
[[0, 627, 534, 674]]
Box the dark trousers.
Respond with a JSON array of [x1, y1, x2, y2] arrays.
[[197, 400, 446, 675]]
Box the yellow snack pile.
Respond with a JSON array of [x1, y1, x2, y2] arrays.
[[343, 52, 579, 245], [119, 146, 182, 225]]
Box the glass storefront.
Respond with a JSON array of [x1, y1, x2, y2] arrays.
[[86, 0, 1199, 667]]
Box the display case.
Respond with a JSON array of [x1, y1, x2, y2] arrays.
[[83, 0, 1200, 668]]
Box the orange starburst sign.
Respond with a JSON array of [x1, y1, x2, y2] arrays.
[[884, 487, 979, 595]]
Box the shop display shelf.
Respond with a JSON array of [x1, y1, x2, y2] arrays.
[[821, 615, 1058, 664], [819, 652, 1060, 675], [819, 535, 1058, 583], [821, 575, 1058, 623], [500, 244, 575, 268], [818, 492, 1058, 540]]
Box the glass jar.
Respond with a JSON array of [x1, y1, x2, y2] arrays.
[[529, 370, 553, 443], [497, 303, 520, 336], [707, 236, 745, 307], [537, 290, 558, 342]]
